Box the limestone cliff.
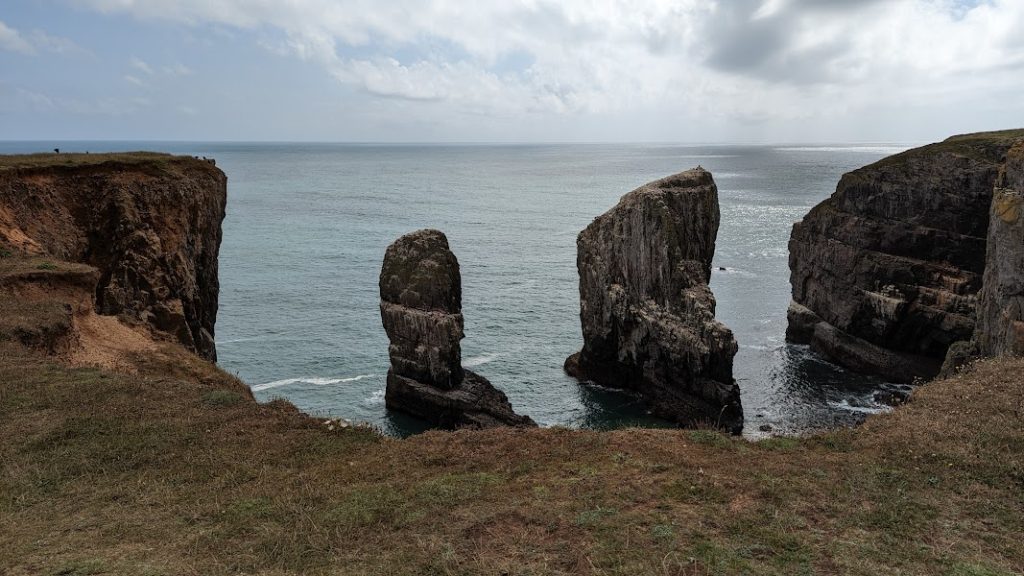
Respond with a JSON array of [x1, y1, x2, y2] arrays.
[[380, 229, 536, 429], [976, 142, 1024, 357], [787, 130, 1024, 382], [565, 169, 743, 433], [0, 153, 227, 360]]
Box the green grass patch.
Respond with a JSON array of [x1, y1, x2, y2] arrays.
[[687, 429, 733, 448], [201, 389, 243, 407]]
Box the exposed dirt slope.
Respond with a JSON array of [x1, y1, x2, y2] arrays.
[[0, 152, 226, 360]]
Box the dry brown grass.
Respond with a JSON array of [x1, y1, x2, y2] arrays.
[[2, 248, 1023, 575]]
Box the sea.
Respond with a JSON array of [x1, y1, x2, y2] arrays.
[[0, 141, 920, 438]]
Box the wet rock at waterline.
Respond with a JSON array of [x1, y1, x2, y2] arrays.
[[380, 229, 536, 429], [565, 168, 743, 433]]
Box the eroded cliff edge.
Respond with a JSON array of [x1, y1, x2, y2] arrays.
[[788, 130, 1024, 381], [565, 168, 743, 433], [0, 152, 227, 360]]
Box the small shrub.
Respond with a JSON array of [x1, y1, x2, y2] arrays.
[[759, 437, 801, 451], [36, 262, 58, 271], [687, 429, 733, 448], [575, 506, 618, 526], [663, 478, 728, 504], [201, 389, 243, 407], [651, 523, 675, 540]]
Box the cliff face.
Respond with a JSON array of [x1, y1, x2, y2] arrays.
[[380, 229, 535, 429], [0, 153, 227, 360], [976, 142, 1024, 357], [788, 131, 1024, 382], [565, 169, 742, 433]]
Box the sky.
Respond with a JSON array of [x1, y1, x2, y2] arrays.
[[1, 0, 1022, 142]]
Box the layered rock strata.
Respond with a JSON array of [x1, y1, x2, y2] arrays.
[[788, 131, 1024, 382], [976, 142, 1024, 357], [0, 153, 227, 360], [380, 229, 535, 429], [565, 169, 743, 433]]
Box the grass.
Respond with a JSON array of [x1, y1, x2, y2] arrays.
[[1, 252, 1024, 575], [0, 151, 179, 171]]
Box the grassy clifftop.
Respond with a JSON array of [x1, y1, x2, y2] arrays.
[[1, 247, 1022, 576]]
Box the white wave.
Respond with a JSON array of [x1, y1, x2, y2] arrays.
[[741, 344, 784, 352], [827, 399, 890, 415], [251, 374, 375, 392], [364, 389, 386, 406], [463, 353, 499, 367]]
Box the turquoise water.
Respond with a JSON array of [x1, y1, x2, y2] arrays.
[[0, 141, 916, 437]]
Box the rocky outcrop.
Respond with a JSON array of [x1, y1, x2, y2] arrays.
[[380, 229, 535, 429], [565, 169, 743, 433], [976, 142, 1024, 357], [0, 153, 227, 360], [788, 130, 1024, 382]]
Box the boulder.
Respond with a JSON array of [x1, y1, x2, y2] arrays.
[[380, 229, 535, 429], [565, 169, 743, 433]]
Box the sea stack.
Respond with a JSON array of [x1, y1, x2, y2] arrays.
[[565, 169, 743, 433], [380, 229, 536, 429], [788, 130, 1024, 382], [976, 142, 1024, 357]]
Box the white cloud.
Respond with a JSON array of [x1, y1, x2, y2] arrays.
[[63, 0, 1024, 136], [130, 56, 154, 74], [124, 74, 147, 87], [0, 20, 37, 54], [163, 63, 192, 76], [0, 20, 84, 55]]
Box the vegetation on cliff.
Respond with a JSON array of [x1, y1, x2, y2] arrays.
[[2, 152, 1023, 575], [1, 244, 1022, 576]]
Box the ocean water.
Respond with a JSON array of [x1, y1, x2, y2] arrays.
[[0, 141, 917, 437]]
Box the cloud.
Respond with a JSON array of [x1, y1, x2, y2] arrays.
[[0, 20, 84, 55], [163, 63, 192, 76], [59, 0, 1024, 132], [9, 87, 150, 116], [130, 56, 154, 75], [0, 20, 37, 54]]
